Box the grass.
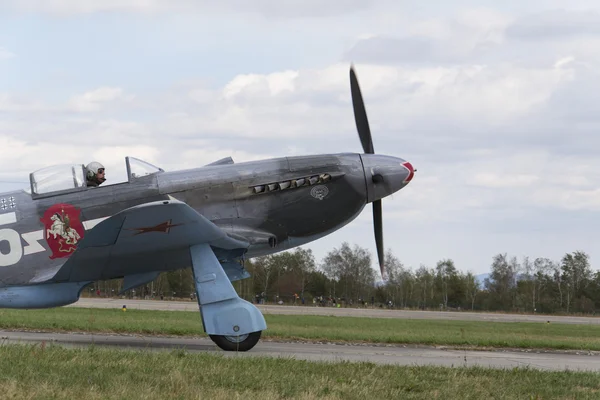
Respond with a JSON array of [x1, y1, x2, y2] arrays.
[[1, 307, 600, 351], [0, 344, 598, 399]]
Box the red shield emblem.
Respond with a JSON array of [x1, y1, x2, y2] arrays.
[[40, 203, 85, 259]]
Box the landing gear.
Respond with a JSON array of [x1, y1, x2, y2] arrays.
[[209, 331, 262, 352], [190, 244, 267, 352]]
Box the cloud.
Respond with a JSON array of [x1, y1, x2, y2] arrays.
[[0, 47, 16, 60], [68, 87, 133, 112], [0, 136, 97, 179], [0, 87, 135, 115], [345, 36, 457, 65], [529, 185, 600, 212], [506, 9, 600, 40], [0, 0, 374, 18], [345, 10, 512, 65], [344, 9, 600, 71], [222, 71, 299, 99], [470, 173, 540, 188], [0, 93, 47, 112]]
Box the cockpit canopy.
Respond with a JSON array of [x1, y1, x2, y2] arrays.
[[29, 164, 87, 197], [28, 157, 164, 199]]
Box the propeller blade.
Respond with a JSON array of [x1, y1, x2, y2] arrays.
[[373, 199, 385, 280], [350, 66, 374, 154], [350, 65, 385, 280]]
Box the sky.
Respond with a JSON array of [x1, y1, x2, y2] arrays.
[[1, 1, 600, 276]]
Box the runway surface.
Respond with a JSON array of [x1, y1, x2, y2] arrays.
[[1, 330, 599, 371], [71, 298, 600, 325]]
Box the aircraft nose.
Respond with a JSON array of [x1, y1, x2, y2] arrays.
[[360, 154, 415, 203], [401, 161, 415, 185]]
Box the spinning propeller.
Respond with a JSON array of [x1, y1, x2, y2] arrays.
[[349, 65, 386, 281]]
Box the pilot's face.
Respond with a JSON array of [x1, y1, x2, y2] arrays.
[[97, 168, 106, 183]]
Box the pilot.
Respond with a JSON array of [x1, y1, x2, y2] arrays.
[[86, 161, 106, 187]]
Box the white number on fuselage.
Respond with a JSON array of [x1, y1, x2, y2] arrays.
[[0, 228, 23, 267]]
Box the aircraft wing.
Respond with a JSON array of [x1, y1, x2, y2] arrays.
[[51, 199, 249, 283]]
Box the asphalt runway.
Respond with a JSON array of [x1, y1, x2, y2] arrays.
[[0, 330, 599, 371], [71, 298, 600, 325]]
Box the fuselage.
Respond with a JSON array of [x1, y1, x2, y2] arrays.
[[0, 152, 411, 287]]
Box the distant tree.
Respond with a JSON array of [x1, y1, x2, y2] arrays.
[[306, 270, 331, 298], [270, 248, 316, 299], [165, 268, 193, 298], [383, 249, 404, 306], [414, 264, 434, 309], [521, 256, 534, 311], [435, 259, 457, 309], [561, 251, 592, 313], [485, 253, 520, 311], [321, 242, 375, 301], [464, 271, 479, 311], [532, 257, 554, 312], [251, 255, 278, 299], [290, 248, 317, 297]]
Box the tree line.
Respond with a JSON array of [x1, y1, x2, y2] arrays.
[[85, 242, 599, 315]]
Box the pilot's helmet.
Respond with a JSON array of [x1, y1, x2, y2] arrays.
[[86, 161, 105, 180]]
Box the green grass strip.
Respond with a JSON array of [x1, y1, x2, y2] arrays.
[[1, 307, 600, 350], [0, 344, 598, 399]]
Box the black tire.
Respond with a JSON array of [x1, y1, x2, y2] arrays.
[[209, 330, 262, 352]]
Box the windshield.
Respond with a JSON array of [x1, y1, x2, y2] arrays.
[[126, 157, 164, 181]]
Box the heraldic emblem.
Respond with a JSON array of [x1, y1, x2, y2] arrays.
[[40, 203, 85, 259], [310, 185, 329, 200]]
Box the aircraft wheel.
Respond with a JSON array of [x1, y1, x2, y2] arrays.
[[209, 330, 262, 352]]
